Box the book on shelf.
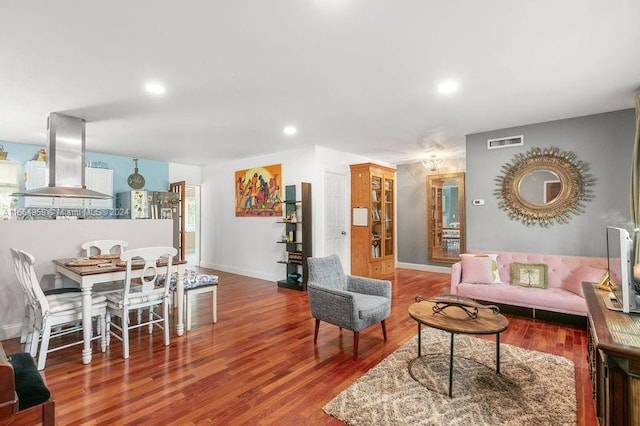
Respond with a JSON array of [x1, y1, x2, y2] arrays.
[[287, 250, 303, 264]]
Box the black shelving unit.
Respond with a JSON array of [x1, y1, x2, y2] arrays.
[[277, 182, 312, 291]]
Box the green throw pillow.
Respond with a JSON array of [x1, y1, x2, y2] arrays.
[[511, 262, 548, 289]]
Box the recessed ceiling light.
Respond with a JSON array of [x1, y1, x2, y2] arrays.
[[437, 80, 458, 95], [283, 126, 297, 136], [144, 82, 166, 96]]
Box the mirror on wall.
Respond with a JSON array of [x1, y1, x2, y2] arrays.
[[426, 172, 465, 263], [496, 147, 595, 226]]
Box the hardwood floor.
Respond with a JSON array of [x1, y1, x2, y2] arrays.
[[2, 268, 597, 425]]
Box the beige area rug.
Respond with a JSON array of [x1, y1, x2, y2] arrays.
[[324, 329, 576, 426]]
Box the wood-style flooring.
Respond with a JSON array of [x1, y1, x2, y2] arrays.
[[2, 268, 596, 425]]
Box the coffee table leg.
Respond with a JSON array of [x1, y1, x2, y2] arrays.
[[496, 333, 501, 375], [417, 323, 422, 357], [449, 332, 454, 398]]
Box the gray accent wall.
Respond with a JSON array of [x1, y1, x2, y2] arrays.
[[466, 108, 635, 257], [397, 162, 429, 264], [396, 108, 635, 266]]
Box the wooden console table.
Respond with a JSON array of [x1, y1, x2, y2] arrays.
[[583, 283, 640, 426]]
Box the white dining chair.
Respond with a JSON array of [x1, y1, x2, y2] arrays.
[[105, 246, 177, 359], [9, 248, 37, 350], [81, 240, 128, 257], [19, 250, 107, 370], [81, 239, 129, 296], [9, 248, 81, 354]]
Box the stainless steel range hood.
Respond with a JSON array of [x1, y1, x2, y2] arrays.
[[13, 113, 112, 199]]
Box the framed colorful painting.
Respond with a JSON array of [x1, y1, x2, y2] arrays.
[[235, 164, 282, 217]]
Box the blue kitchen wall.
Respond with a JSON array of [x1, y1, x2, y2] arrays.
[[0, 140, 169, 193]]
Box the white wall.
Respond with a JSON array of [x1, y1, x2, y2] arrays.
[[199, 145, 379, 280], [0, 219, 172, 339], [169, 162, 202, 186], [200, 146, 317, 280]]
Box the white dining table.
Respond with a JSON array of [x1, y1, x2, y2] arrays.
[[52, 258, 187, 364]]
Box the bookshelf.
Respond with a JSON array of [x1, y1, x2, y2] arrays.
[[350, 163, 395, 279], [276, 182, 312, 290]]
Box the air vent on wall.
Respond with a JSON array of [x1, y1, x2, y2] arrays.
[[487, 135, 524, 150]]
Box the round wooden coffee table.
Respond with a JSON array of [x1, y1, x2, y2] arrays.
[[407, 295, 509, 397]]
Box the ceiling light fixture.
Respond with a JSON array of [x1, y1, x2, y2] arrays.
[[283, 126, 297, 136], [422, 154, 444, 172], [437, 80, 458, 95], [144, 82, 167, 96]]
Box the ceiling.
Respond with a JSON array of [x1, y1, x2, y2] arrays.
[[1, 1, 639, 167]]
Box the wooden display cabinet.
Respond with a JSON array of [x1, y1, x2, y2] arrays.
[[350, 163, 395, 279]]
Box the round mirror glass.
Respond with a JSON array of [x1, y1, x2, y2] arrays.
[[517, 169, 561, 206]]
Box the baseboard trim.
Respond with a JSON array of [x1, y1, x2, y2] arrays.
[[198, 261, 278, 282], [397, 262, 451, 274], [0, 323, 22, 341]]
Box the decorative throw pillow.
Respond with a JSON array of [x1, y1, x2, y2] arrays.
[[486, 253, 502, 283], [461, 253, 501, 283], [511, 262, 548, 288], [564, 265, 606, 297], [460, 254, 493, 284]]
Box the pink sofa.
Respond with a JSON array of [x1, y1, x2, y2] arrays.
[[450, 250, 607, 317]]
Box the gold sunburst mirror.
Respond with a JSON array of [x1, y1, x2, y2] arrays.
[[495, 147, 595, 227]]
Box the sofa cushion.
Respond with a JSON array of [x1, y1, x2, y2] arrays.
[[460, 255, 494, 284], [564, 265, 606, 297], [511, 262, 548, 289], [468, 250, 607, 290], [456, 283, 587, 316]]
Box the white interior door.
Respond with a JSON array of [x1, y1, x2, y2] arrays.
[[323, 170, 348, 268], [186, 185, 201, 266]]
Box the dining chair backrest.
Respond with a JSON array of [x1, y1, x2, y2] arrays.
[[120, 246, 177, 305], [17, 250, 50, 315], [81, 240, 128, 257], [9, 248, 36, 304]]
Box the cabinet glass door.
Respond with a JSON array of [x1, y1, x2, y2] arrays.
[[383, 178, 394, 256], [371, 176, 382, 259]]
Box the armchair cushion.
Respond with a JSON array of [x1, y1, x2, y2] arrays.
[[354, 294, 390, 321]]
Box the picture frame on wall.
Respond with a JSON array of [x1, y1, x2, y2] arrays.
[[235, 163, 283, 217]]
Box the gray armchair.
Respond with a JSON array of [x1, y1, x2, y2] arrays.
[[307, 255, 392, 359]]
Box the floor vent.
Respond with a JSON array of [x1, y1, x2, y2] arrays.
[[487, 135, 524, 150]]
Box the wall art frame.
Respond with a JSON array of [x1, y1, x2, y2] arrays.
[[235, 163, 282, 217]]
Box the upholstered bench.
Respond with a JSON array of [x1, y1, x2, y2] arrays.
[[159, 273, 219, 330], [0, 344, 55, 425]]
